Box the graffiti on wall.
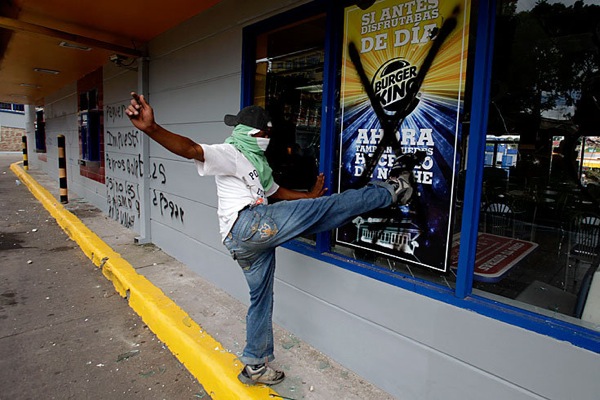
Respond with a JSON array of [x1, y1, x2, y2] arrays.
[[105, 152, 144, 178], [106, 104, 128, 124], [105, 122, 142, 229], [152, 188, 185, 223], [107, 129, 140, 149], [105, 103, 142, 229], [106, 176, 139, 228], [105, 102, 184, 229]]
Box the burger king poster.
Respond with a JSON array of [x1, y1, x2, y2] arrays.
[[335, 0, 471, 272]]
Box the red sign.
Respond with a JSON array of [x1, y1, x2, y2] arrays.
[[451, 233, 538, 282]]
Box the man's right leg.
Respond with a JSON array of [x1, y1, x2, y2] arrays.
[[262, 152, 420, 243], [257, 181, 397, 247]]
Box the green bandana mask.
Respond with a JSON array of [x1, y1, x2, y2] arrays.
[[224, 124, 274, 191]]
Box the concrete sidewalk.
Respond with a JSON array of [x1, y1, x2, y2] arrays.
[[11, 159, 395, 400]]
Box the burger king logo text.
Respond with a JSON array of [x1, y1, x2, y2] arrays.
[[371, 58, 419, 114]]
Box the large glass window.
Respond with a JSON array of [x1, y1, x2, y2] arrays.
[[79, 89, 101, 162], [248, 11, 327, 244], [476, 0, 600, 330], [242, 0, 600, 348], [77, 68, 105, 183], [246, 1, 471, 289], [252, 14, 326, 193]]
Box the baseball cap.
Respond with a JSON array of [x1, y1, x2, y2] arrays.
[[224, 105, 271, 131]]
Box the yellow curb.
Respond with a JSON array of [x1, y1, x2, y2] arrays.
[[11, 162, 279, 400]]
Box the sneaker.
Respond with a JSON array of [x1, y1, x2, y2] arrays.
[[238, 363, 285, 385], [386, 172, 413, 205], [389, 151, 427, 178], [385, 151, 427, 205]]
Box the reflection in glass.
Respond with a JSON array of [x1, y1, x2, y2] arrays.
[[253, 15, 326, 192], [475, 0, 600, 329]]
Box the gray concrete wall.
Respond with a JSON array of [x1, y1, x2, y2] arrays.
[[27, 0, 600, 399], [30, 84, 107, 211], [0, 108, 26, 130]]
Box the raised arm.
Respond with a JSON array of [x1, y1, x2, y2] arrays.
[[125, 92, 204, 162]]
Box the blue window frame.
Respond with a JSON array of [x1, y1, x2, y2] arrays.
[[241, 0, 600, 353], [79, 90, 100, 162], [0, 102, 25, 113]]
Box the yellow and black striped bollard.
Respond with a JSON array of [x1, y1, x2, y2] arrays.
[[22, 136, 28, 171], [57, 135, 68, 204]]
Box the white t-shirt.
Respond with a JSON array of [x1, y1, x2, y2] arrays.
[[195, 143, 279, 241]]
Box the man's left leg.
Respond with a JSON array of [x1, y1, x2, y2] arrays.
[[240, 249, 276, 365], [221, 241, 285, 385]]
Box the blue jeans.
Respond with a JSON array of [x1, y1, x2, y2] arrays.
[[223, 181, 395, 365]]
